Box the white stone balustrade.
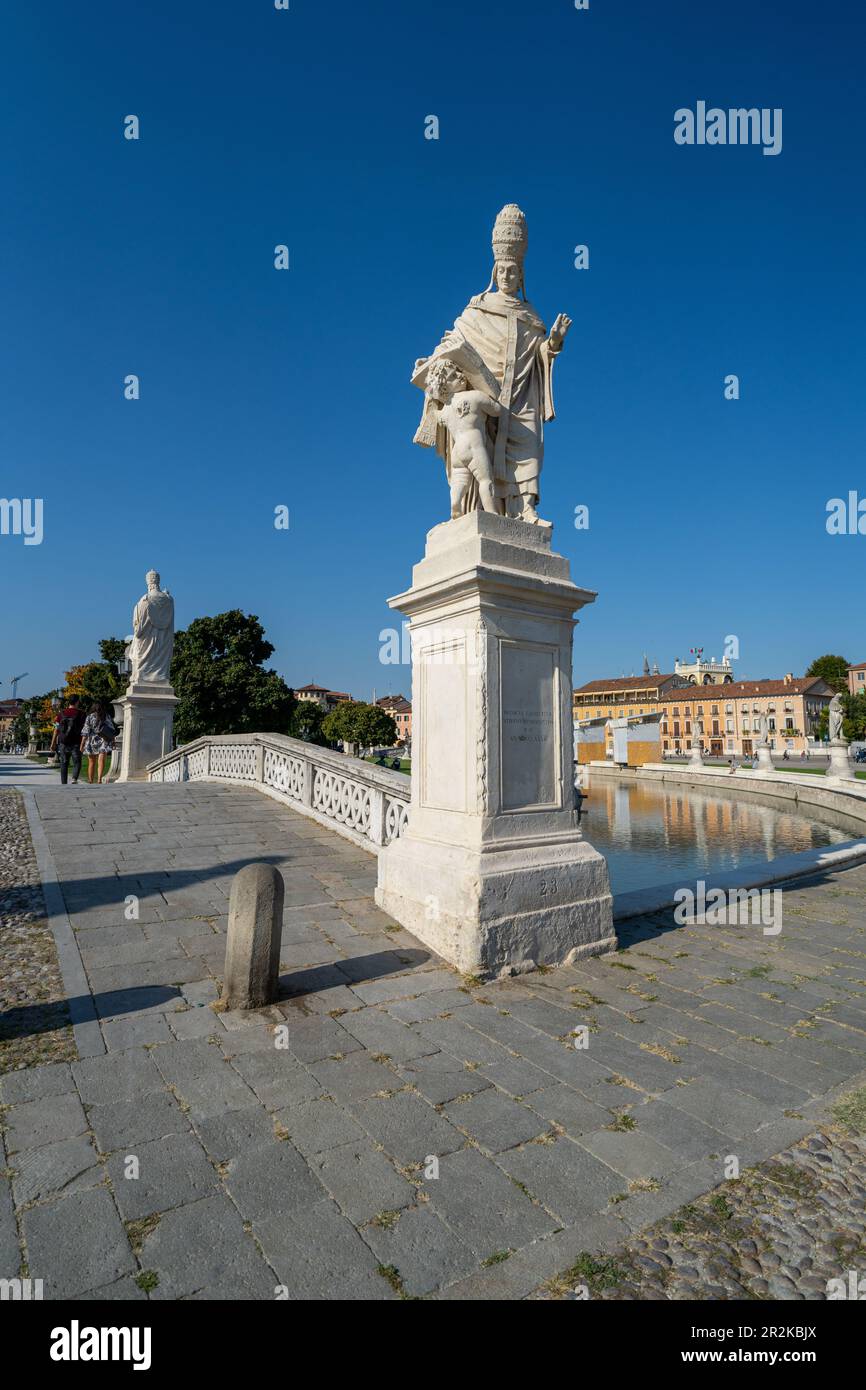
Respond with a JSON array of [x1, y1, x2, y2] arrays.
[[146, 733, 410, 853]]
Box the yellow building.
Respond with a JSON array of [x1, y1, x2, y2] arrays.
[[657, 676, 835, 756], [848, 662, 866, 697]]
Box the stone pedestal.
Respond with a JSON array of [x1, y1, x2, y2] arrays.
[[755, 745, 774, 772], [116, 682, 178, 782], [825, 741, 856, 783], [375, 511, 615, 979], [688, 744, 703, 768]]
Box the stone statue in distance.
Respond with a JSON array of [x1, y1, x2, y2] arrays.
[[116, 569, 178, 782], [825, 692, 855, 782], [129, 570, 175, 689], [829, 693, 844, 744]]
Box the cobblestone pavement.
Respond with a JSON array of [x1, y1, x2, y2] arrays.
[[0, 790, 74, 1071], [531, 1110, 866, 1300], [1, 779, 865, 1300]]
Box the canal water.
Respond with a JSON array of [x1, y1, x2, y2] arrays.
[[581, 777, 855, 896]]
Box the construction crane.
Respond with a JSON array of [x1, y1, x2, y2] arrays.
[[10, 673, 29, 698]]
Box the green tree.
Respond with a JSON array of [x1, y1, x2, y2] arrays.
[[321, 701, 397, 752], [836, 692, 866, 743], [805, 654, 850, 692], [288, 700, 330, 746], [170, 610, 295, 744], [99, 637, 129, 671], [846, 692, 866, 741], [63, 637, 130, 707], [65, 662, 118, 706]]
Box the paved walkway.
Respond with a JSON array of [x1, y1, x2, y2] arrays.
[[1, 776, 865, 1299], [0, 752, 65, 787]]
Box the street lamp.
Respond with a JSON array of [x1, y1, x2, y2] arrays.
[[116, 637, 133, 679], [47, 696, 61, 763], [105, 636, 133, 782]]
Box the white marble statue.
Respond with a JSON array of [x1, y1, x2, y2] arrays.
[[129, 570, 175, 686], [829, 693, 845, 743], [758, 712, 770, 746], [425, 358, 501, 518], [412, 204, 571, 524]]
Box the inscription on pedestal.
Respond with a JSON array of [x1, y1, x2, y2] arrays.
[[499, 642, 558, 811], [136, 717, 167, 767], [420, 640, 468, 812]]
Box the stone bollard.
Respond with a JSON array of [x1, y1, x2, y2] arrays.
[[222, 863, 284, 1010]]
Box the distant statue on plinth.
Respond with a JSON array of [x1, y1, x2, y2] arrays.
[[755, 711, 774, 770], [129, 570, 175, 687], [412, 204, 572, 525], [116, 569, 178, 782], [828, 693, 845, 744]]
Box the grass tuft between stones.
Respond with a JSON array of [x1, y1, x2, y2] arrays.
[[547, 1252, 627, 1298], [830, 1085, 866, 1135]]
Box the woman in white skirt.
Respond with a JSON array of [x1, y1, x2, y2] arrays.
[[80, 701, 117, 785]]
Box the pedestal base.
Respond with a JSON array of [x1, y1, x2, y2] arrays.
[[376, 832, 615, 979], [116, 685, 178, 782], [825, 743, 856, 783], [755, 746, 774, 772], [373, 509, 615, 979]]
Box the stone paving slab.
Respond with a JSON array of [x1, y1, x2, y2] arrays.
[[528, 1114, 866, 1302], [12, 1133, 102, 1206], [0, 779, 864, 1298]]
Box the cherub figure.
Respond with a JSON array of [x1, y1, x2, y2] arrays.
[[425, 357, 501, 519]]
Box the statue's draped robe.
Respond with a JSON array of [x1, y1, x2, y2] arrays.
[[413, 291, 558, 510], [131, 591, 175, 684]]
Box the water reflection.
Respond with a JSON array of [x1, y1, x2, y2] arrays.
[[583, 778, 850, 895]]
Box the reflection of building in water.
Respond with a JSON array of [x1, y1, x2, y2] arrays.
[[611, 783, 633, 846], [580, 778, 846, 895], [657, 790, 815, 854], [589, 781, 820, 858]]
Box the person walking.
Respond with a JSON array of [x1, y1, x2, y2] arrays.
[[50, 695, 86, 785], [80, 700, 117, 785]]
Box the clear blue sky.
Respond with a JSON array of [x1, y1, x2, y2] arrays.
[[3, 0, 865, 704]]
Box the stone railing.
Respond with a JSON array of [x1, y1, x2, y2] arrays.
[[146, 733, 410, 853]]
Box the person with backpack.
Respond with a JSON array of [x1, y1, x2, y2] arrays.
[[50, 695, 86, 785], [79, 700, 117, 785]]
